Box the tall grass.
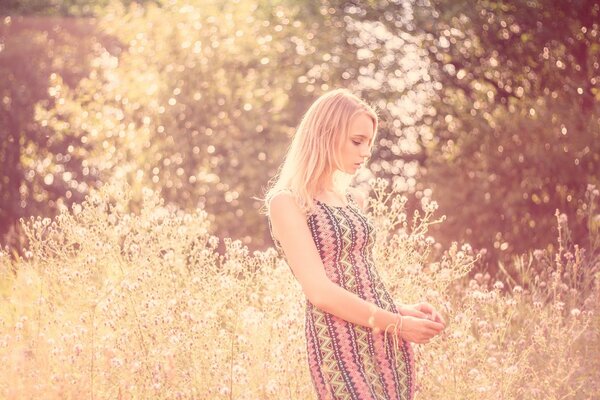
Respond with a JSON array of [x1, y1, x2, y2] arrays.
[[0, 180, 598, 399]]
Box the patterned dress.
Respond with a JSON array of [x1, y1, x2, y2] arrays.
[[269, 191, 415, 400]]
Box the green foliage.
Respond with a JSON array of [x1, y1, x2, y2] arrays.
[[342, 0, 600, 260], [33, 0, 393, 247], [0, 0, 157, 17], [2, 0, 599, 261], [0, 15, 113, 247]]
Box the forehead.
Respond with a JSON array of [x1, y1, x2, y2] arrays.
[[348, 113, 375, 137]]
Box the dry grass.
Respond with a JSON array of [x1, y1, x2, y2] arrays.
[[0, 180, 598, 399]]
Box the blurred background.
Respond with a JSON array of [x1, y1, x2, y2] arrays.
[[1, 0, 599, 267]]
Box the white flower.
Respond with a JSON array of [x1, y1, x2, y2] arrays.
[[218, 386, 231, 395], [558, 213, 568, 224], [505, 365, 518, 374], [493, 281, 504, 290], [570, 308, 581, 317], [513, 285, 523, 294], [110, 357, 123, 367]]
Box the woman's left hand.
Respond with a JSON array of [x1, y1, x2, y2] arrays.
[[407, 302, 446, 326]]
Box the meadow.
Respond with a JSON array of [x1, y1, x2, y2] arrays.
[[1, 179, 598, 399], [1, 1, 599, 398]]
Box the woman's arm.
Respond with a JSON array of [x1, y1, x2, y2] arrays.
[[269, 192, 444, 339]]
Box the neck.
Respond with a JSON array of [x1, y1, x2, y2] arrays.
[[317, 174, 335, 194]]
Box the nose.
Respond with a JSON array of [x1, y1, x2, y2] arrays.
[[360, 145, 371, 158]]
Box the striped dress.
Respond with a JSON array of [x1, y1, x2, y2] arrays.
[[269, 191, 415, 400]]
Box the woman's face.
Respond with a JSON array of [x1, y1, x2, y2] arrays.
[[339, 112, 375, 174]]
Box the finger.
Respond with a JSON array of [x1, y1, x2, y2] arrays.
[[423, 320, 445, 330], [436, 313, 447, 326], [431, 310, 446, 325], [423, 328, 440, 338]]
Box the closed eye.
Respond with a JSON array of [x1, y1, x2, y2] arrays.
[[352, 140, 361, 145]]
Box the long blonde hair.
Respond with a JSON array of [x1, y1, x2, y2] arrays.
[[263, 88, 378, 215]]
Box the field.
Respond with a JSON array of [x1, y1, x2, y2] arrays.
[[1, 181, 598, 399]]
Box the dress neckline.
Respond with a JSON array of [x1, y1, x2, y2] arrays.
[[314, 196, 352, 209]]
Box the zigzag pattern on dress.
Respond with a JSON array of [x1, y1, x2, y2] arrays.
[[283, 192, 417, 400]]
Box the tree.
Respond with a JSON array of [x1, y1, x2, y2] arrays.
[[333, 0, 600, 259], [0, 15, 118, 246]]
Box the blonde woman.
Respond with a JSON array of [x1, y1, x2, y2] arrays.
[[265, 89, 446, 400]]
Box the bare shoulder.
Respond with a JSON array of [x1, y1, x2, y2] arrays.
[[268, 191, 306, 238], [347, 187, 368, 211], [269, 191, 303, 217]]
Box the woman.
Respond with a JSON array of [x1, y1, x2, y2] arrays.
[[265, 88, 446, 399]]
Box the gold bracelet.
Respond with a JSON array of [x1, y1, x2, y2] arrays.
[[395, 314, 404, 334]]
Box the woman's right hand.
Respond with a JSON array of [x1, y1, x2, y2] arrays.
[[398, 315, 445, 344]]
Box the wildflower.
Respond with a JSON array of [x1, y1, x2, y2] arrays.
[[467, 367, 480, 378], [265, 380, 278, 395], [558, 213, 568, 224], [218, 386, 231, 395], [554, 301, 565, 311], [72, 204, 82, 215], [132, 360, 141, 372], [110, 357, 123, 367], [570, 308, 581, 317], [533, 249, 544, 260], [471, 290, 489, 301], [493, 281, 504, 290], [505, 365, 518, 374], [423, 200, 438, 213], [513, 285, 523, 294]]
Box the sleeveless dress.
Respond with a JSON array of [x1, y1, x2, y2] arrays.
[[268, 191, 416, 400]]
